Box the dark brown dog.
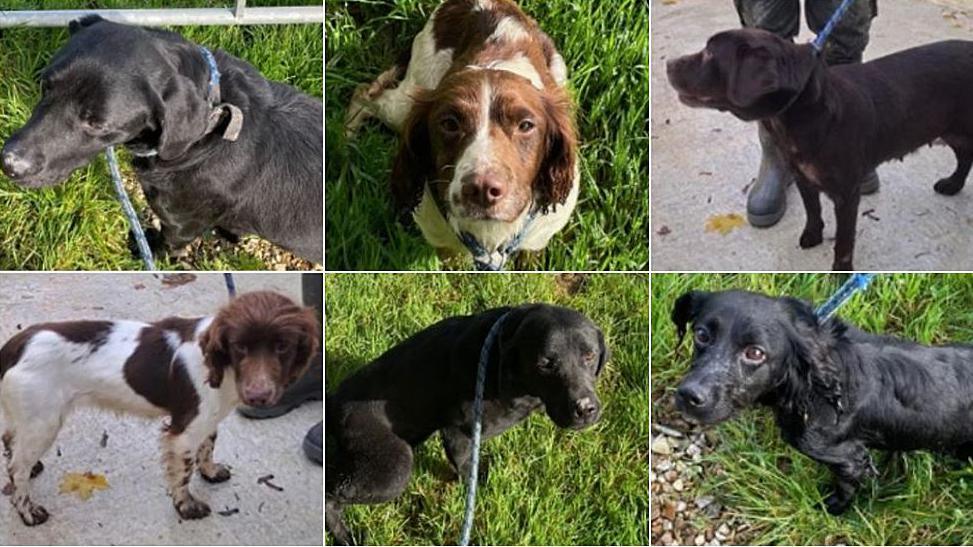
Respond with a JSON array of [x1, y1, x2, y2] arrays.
[[666, 29, 973, 270]]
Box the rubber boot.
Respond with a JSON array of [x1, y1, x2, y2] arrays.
[[238, 274, 323, 419], [747, 124, 794, 227], [303, 422, 323, 465], [861, 169, 880, 195]]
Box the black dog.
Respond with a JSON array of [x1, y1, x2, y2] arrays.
[[1, 16, 322, 263], [666, 29, 973, 270], [670, 289, 973, 515], [325, 304, 608, 545]]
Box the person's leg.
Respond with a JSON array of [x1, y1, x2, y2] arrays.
[[735, 0, 800, 227], [807, 0, 880, 194]]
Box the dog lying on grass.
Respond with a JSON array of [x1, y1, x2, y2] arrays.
[[667, 29, 973, 270], [325, 304, 608, 545], [671, 289, 973, 515]]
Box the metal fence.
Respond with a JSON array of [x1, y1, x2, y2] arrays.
[[0, 1, 323, 27]]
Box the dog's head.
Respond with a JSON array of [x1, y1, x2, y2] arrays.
[[1, 16, 217, 187], [201, 291, 319, 408], [665, 28, 820, 121], [390, 69, 577, 222], [670, 290, 843, 425], [497, 304, 608, 430]]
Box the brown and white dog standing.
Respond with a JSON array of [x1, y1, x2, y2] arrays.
[[0, 291, 319, 526], [346, 0, 580, 268]]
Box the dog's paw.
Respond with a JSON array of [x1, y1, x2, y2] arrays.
[[18, 503, 50, 526], [175, 497, 212, 520], [934, 177, 964, 196], [799, 228, 823, 249], [200, 463, 231, 483], [128, 227, 166, 258], [823, 492, 852, 516], [831, 259, 854, 272]]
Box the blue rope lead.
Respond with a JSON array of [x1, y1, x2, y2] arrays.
[[224, 273, 237, 298], [106, 146, 156, 271], [460, 311, 511, 546], [816, 273, 875, 319], [811, 0, 857, 54]]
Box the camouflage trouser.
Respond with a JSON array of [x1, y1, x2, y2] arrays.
[[733, 0, 877, 64]]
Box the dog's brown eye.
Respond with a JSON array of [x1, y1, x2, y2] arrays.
[[693, 327, 710, 345], [440, 116, 460, 134], [539, 357, 557, 371], [582, 351, 596, 363], [232, 343, 248, 355], [743, 345, 766, 364], [518, 119, 535, 133], [275, 341, 290, 354]]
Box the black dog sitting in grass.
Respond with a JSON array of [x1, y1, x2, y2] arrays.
[[326, 304, 608, 545], [671, 290, 973, 515]]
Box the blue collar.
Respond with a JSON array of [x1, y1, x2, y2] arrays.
[[427, 180, 539, 271], [197, 45, 221, 103]]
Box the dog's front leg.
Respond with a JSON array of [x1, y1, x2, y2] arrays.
[[831, 190, 861, 271], [162, 431, 211, 520], [803, 440, 873, 515], [441, 426, 483, 483], [795, 179, 824, 249], [196, 432, 231, 483]]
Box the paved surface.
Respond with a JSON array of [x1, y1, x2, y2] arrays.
[[0, 273, 322, 546], [651, 0, 973, 271]]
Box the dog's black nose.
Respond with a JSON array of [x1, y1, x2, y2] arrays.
[[676, 385, 707, 408], [1, 146, 40, 179], [573, 397, 597, 419]]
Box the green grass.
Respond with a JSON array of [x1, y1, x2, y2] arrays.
[[325, 0, 649, 270], [0, 0, 322, 270], [325, 273, 649, 545], [651, 274, 973, 545]]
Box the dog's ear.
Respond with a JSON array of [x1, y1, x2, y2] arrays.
[[727, 47, 780, 108], [390, 98, 434, 219], [671, 291, 709, 344], [154, 72, 210, 161], [595, 327, 610, 376], [288, 306, 321, 384], [200, 317, 230, 388], [536, 89, 578, 211], [69, 15, 104, 34], [781, 297, 844, 417]]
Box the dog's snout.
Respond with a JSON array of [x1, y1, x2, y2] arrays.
[[242, 383, 275, 407], [461, 172, 506, 208], [676, 384, 708, 408], [573, 396, 598, 419], [1, 145, 41, 179]]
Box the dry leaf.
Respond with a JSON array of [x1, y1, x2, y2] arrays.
[[705, 213, 746, 235], [59, 472, 109, 500]]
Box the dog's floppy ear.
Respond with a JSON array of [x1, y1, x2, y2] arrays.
[[288, 306, 321, 384], [780, 296, 844, 417], [154, 72, 210, 161], [200, 317, 231, 388], [595, 327, 610, 376], [727, 46, 780, 108], [536, 89, 578, 211], [671, 290, 710, 344], [389, 98, 434, 219], [69, 15, 104, 34]]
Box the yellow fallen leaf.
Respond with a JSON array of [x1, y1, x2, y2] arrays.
[[705, 213, 746, 235], [59, 472, 109, 500]]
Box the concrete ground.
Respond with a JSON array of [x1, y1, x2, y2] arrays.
[[0, 273, 322, 546], [651, 0, 973, 271]]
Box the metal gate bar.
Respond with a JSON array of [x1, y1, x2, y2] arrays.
[[0, 5, 322, 28]]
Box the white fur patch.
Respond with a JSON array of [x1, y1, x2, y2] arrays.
[[490, 16, 529, 43], [448, 79, 495, 207], [477, 54, 544, 89]]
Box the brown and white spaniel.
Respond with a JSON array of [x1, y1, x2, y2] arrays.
[[346, 0, 580, 269], [0, 291, 319, 526]]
